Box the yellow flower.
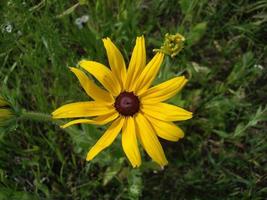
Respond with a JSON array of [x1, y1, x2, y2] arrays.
[[52, 36, 192, 167]]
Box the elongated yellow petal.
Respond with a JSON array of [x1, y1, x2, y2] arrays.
[[69, 67, 114, 103], [0, 108, 13, 118], [142, 103, 192, 121], [122, 117, 141, 167], [145, 115, 184, 141], [135, 113, 168, 167], [86, 117, 125, 160], [0, 97, 9, 107], [52, 101, 114, 119], [134, 52, 164, 95], [140, 76, 187, 102], [125, 36, 146, 91], [79, 60, 121, 96], [60, 111, 119, 128], [103, 38, 127, 88]]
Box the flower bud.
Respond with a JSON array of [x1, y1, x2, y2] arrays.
[[154, 33, 185, 58], [0, 96, 14, 126]]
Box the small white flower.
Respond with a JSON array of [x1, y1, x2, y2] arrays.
[[6, 24, 12, 33], [254, 64, 263, 70], [75, 18, 83, 29], [74, 15, 89, 29], [80, 15, 89, 23], [1, 23, 13, 33]]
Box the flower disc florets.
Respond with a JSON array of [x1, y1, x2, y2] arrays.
[[114, 92, 140, 116]]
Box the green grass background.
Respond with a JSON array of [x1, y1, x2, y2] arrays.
[[1, 0, 267, 199]]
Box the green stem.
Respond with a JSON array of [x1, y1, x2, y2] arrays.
[[19, 110, 80, 135], [20, 111, 52, 122]]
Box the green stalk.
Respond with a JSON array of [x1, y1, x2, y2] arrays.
[[19, 110, 80, 135], [20, 111, 52, 122]]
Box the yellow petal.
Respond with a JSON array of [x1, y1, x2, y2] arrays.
[[140, 76, 188, 102], [86, 117, 125, 160], [142, 103, 192, 121], [145, 115, 184, 141], [69, 67, 114, 103], [52, 101, 114, 119], [0, 108, 13, 118], [134, 52, 164, 95], [122, 117, 141, 167], [79, 60, 121, 96], [135, 113, 168, 167], [0, 98, 9, 107], [103, 38, 127, 88], [60, 111, 119, 128], [125, 36, 146, 91]]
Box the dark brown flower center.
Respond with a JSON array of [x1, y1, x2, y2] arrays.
[[114, 92, 140, 116]]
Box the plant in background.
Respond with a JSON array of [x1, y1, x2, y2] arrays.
[[52, 35, 192, 167]]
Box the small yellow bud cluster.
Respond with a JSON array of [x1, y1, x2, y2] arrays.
[[154, 33, 185, 58]]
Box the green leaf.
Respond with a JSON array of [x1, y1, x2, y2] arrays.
[[0, 188, 38, 200], [102, 158, 124, 186], [186, 22, 207, 46], [127, 169, 143, 200], [233, 106, 267, 138], [56, 3, 79, 18]]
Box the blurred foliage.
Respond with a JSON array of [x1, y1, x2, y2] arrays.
[[0, 0, 267, 199]]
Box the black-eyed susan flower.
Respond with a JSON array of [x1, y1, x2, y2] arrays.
[[52, 36, 192, 167]]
